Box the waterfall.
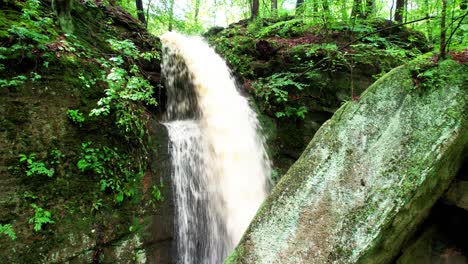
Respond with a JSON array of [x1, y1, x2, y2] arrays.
[[161, 32, 271, 264]]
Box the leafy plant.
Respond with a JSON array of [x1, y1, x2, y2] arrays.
[[67, 109, 85, 127], [88, 38, 159, 141], [253, 72, 309, 120], [107, 39, 140, 59], [50, 148, 64, 165], [19, 153, 55, 177], [0, 224, 16, 240], [77, 142, 143, 203], [90, 66, 156, 139], [91, 198, 103, 213], [276, 106, 308, 119], [0, 75, 28, 88], [29, 203, 54, 231]]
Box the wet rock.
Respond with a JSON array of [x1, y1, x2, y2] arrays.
[[225, 58, 468, 264], [443, 180, 468, 211]]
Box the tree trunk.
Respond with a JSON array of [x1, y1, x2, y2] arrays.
[[394, 0, 405, 23], [424, 0, 433, 43], [351, 0, 363, 19], [271, 0, 277, 17], [135, 0, 146, 26], [194, 0, 201, 24], [296, 0, 304, 13], [252, 0, 259, 18], [168, 0, 174, 31], [52, 0, 74, 33], [145, 0, 151, 28], [322, 0, 330, 22], [341, 0, 348, 20], [389, 0, 394, 20], [364, 0, 375, 18], [440, 0, 447, 59]]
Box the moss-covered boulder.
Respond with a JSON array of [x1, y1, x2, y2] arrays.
[[225, 57, 467, 264]]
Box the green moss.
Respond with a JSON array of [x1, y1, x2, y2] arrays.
[[225, 56, 467, 264]]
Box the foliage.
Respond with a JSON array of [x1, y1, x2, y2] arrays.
[[107, 39, 140, 59], [29, 203, 54, 231], [77, 142, 143, 203], [67, 109, 85, 127], [50, 148, 64, 165], [91, 198, 103, 213], [19, 153, 55, 177], [408, 54, 442, 89], [255, 18, 306, 38], [0, 75, 28, 88], [0, 224, 16, 240], [0, 71, 41, 88], [148, 180, 164, 207], [253, 72, 309, 119], [0, 0, 56, 56], [209, 33, 254, 76], [89, 38, 158, 141]]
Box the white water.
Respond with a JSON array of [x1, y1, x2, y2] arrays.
[[161, 32, 271, 263]]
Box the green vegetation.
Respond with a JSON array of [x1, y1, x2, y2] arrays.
[[29, 203, 55, 231], [77, 142, 143, 203], [87, 38, 159, 141], [253, 72, 309, 119], [0, 224, 16, 241], [0, 0, 466, 261], [1, 1, 164, 261], [67, 109, 85, 127], [19, 153, 55, 177]]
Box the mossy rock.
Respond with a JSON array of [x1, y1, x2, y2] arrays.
[[0, 1, 171, 263], [225, 57, 468, 264]]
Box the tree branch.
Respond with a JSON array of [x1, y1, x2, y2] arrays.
[[445, 11, 468, 52]]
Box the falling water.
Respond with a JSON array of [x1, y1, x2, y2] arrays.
[[161, 32, 271, 264]]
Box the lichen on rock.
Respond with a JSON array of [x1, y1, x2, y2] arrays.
[[225, 57, 467, 264]]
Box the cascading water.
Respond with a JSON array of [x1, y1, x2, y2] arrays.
[[161, 32, 271, 264]]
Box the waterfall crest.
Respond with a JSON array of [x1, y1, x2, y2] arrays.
[[162, 32, 271, 263]]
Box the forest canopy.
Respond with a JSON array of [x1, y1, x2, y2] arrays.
[[122, 0, 467, 54]]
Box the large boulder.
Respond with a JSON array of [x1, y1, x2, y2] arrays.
[[225, 57, 467, 264]]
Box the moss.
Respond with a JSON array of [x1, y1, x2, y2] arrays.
[[225, 56, 467, 263], [224, 244, 245, 263], [0, 10, 21, 38], [0, 0, 167, 261]]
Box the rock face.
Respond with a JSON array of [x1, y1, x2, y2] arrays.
[[0, 1, 173, 263], [225, 58, 467, 264]]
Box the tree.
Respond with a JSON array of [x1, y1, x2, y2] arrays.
[[251, 0, 259, 18], [364, 0, 375, 18], [394, 0, 405, 23], [135, 0, 146, 26], [440, 0, 447, 59], [423, 0, 433, 43], [351, 0, 364, 19], [52, 0, 74, 33], [168, 0, 175, 31], [194, 0, 201, 24], [296, 0, 304, 13], [271, 0, 277, 17]]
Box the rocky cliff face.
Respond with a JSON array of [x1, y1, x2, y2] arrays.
[[0, 1, 172, 262], [225, 56, 467, 263]]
